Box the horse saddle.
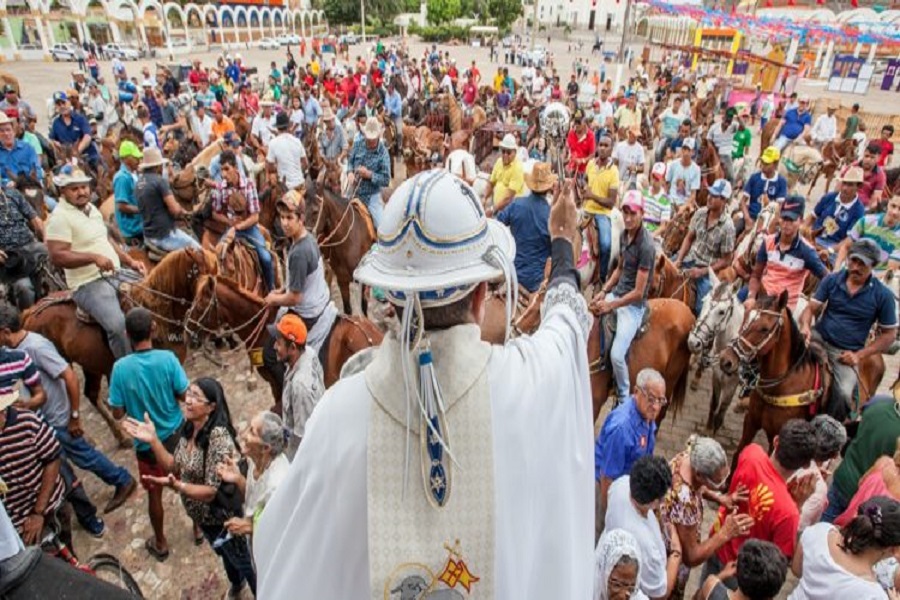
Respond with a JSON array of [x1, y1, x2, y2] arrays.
[[30, 290, 95, 325], [597, 305, 652, 371], [144, 239, 169, 263]]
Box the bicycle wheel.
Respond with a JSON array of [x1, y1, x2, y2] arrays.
[[86, 553, 144, 598]]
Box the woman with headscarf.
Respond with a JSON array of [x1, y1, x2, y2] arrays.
[[123, 378, 255, 599], [594, 529, 648, 600]]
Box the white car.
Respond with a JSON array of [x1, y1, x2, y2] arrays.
[[341, 33, 358, 45], [277, 34, 300, 45], [105, 43, 140, 60], [258, 37, 280, 50], [50, 43, 78, 61]]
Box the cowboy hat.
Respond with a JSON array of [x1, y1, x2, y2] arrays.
[[498, 133, 517, 151], [839, 166, 864, 184], [362, 118, 383, 141], [321, 107, 336, 121], [53, 165, 92, 187], [139, 147, 169, 170], [523, 162, 557, 194]]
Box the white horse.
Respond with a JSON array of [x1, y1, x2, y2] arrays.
[[779, 144, 823, 193]]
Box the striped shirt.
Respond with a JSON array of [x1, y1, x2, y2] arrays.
[[0, 408, 65, 531], [848, 214, 900, 270], [0, 348, 40, 395], [642, 189, 672, 232]]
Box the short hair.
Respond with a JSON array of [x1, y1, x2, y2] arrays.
[[257, 411, 287, 456], [688, 435, 727, 479], [629, 455, 672, 505], [840, 496, 900, 554], [866, 142, 883, 156], [852, 103, 860, 110], [681, 118, 692, 127], [219, 150, 238, 169], [0, 302, 22, 332], [884, 125, 895, 135], [774, 419, 817, 471], [137, 105, 149, 120], [735, 539, 788, 599], [811, 414, 847, 462], [636, 368, 664, 390], [125, 307, 154, 344]]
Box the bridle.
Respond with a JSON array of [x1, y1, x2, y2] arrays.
[[729, 307, 784, 365], [691, 291, 736, 355], [182, 275, 270, 349]]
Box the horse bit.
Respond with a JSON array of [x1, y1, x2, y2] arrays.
[[729, 308, 784, 364]]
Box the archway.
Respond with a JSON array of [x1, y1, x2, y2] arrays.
[[248, 8, 260, 41], [109, 0, 141, 46], [274, 11, 283, 36], [84, 0, 112, 44], [235, 7, 248, 44], [164, 3, 187, 47], [141, 2, 166, 48]]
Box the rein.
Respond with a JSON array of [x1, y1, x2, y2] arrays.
[[692, 293, 736, 356], [183, 275, 271, 348]]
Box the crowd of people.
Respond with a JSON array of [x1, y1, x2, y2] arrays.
[[0, 29, 895, 600]]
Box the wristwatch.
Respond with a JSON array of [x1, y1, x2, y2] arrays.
[[71, 410, 80, 419]]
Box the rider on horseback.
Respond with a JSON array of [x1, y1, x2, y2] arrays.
[[799, 239, 897, 422], [583, 135, 619, 283], [735, 146, 786, 237], [0, 184, 47, 310], [590, 191, 656, 399], [112, 141, 143, 246], [45, 166, 146, 358], [772, 95, 811, 152], [835, 195, 900, 272], [48, 91, 100, 172], [805, 167, 865, 257], [135, 148, 199, 253]]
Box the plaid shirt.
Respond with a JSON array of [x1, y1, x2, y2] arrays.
[[685, 207, 736, 267], [348, 138, 391, 200], [211, 175, 260, 219]]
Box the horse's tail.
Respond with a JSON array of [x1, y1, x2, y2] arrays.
[[670, 333, 692, 419]]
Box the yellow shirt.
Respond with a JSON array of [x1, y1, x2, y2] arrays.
[[493, 73, 504, 93], [310, 60, 320, 77], [490, 157, 525, 206], [584, 159, 620, 216], [614, 106, 642, 130], [46, 200, 120, 290]]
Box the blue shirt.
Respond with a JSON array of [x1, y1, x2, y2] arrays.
[[302, 96, 321, 125], [385, 91, 402, 119], [108, 349, 188, 452], [142, 122, 160, 149], [113, 164, 142, 239], [813, 192, 865, 248], [814, 271, 898, 351], [143, 94, 163, 128], [496, 192, 551, 293], [0, 140, 43, 186], [225, 64, 241, 85], [781, 108, 812, 140], [347, 139, 391, 200], [594, 396, 656, 481], [49, 112, 98, 161], [743, 172, 787, 220]]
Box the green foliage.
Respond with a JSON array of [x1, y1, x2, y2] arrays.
[[484, 0, 522, 29], [404, 0, 422, 10], [427, 0, 462, 25], [324, 0, 406, 26], [408, 23, 469, 42]]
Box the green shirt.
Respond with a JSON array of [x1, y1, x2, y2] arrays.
[[732, 128, 752, 159], [21, 132, 41, 156], [833, 396, 900, 499], [843, 114, 860, 140]]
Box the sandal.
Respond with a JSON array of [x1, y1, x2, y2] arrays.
[[145, 538, 170, 562]]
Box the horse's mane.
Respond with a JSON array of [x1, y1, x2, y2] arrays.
[[212, 274, 265, 307], [756, 294, 808, 363], [131, 248, 216, 313]]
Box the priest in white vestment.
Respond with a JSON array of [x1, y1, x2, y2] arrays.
[[254, 169, 595, 599]]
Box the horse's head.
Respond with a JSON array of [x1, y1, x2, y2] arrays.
[[649, 253, 676, 298], [689, 280, 740, 355], [719, 290, 789, 375]]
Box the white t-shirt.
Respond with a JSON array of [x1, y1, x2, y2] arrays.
[[191, 113, 213, 147], [251, 113, 276, 147], [446, 149, 477, 182], [613, 141, 646, 179], [789, 522, 887, 600], [604, 476, 668, 599], [244, 453, 290, 520], [789, 461, 828, 532], [267, 133, 307, 189], [532, 75, 545, 95]]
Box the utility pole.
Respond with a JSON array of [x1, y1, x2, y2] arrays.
[[618, 0, 630, 63], [361, 0, 366, 44], [531, 0, 538, 52]]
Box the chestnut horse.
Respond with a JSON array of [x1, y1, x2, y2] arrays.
[[187, 275, 384, 407], [809, 138, 857, 193], [649, 254, 699, 314], [22, 248, 219, 445], [718, 291, 885, 471]]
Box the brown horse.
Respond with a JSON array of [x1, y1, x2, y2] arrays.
[[696, 137, 722, 207], [187, 275, 384, 406], [718, 291, 885, 470], [312, 162, 377, 314], [22, 247, 219, 445], [660, 205, 697, 257], [649, 253, 698, 312], [809, 138, 857, 193], [760, 119, 780, 154]]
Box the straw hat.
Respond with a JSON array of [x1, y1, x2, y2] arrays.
[[523, 162, 557, 194], [839, 166, 864, 184], [498, 133, 517, 151], [321, 107, 336, 121], [139, 147, 169, 170], [362, 118, 383, 141], [53, 165, 92, 187]]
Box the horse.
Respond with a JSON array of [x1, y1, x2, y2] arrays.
[[760, 119, 780, 153], [687, 279, 745, 435], [696, 137, 722, 206], [718, 291, 885, 470], [779, 144, 823, 193], [648, 254, 698, 313], [11, 169, 47, 220], [809, 138, 857, 193], [187, 275, 384, 406], [660, 205, 696, 257], [313, 161, 377, 315], [22, 248, 219, 446]]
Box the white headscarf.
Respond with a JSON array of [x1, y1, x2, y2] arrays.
[[594, 529, 649, 600]]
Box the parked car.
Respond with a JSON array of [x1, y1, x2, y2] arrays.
[[18, 42, 41, 51], [105, 42, 140, 60], [50, 43, 77, 61], [277, 34, 300, 45], [341, 33, 358, 45], [258, 37, 280, 50]]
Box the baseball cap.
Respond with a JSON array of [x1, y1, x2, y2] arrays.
[[52, 91, 68, 103], [118, 140, 143, 160], [708, 179, 732, 199], [760, 146, 781, 164], [621, 190, 644, 212], [681, 137, 696, 151], [780, 195, 805, 220], [651, 162, 666, 180], [267, 313, 308, 345], [211, 101, 223, 113], [222, 131, 241, 147], [848, 238, 881, 268], [3, 84, 15, 94]]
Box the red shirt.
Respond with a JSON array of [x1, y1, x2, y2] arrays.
[[462, 82, 477, 106], [449, 66, 458, 82], [323, 78, 337, 95], [878, 138, 895, 167], [567, 128, 595, 173], [711, 444, 799, 564], [470, 66, 481, 85], [370, 69, 383, 89], [847, 161, 886, 207]]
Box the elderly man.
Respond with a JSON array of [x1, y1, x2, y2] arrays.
[[317, 107, 347, 162], [594, 368, 667, 535], [496, 162, 554, 293], [0, 112, 42, 188], [800, 239, 897, 422], [46, 167, 144, 358], [810, 105, 838, 150], [136, 148, 198, 253], [674, 179, 736, 315], [49, 91, 99, 171], [773, 95, 812, 151], [269, 313, 323, 461], [591, 191, 656, 400], [256, 170, 593, 600], [347, 118, 391, 228], [807, 166, 865, 253], [249, 100, 276, 153], [267, 111, 308, 192], [483, 134, 525, 215]]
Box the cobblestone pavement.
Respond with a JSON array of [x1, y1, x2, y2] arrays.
[[2, 32, 898, 599]]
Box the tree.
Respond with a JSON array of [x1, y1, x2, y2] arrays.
[[485, 0, 522, 29], [323, 0, 406, 26], [427, 0, 461, 24]]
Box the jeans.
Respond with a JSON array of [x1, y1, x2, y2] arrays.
[[58, 458, 99, 530], [201, 524, 256, 595], [811, 329, 858, 422], [54, 426, 132, 489], [232, 226, 275, 292], [607, 293, 645, 398], [72, 274, 131, 359], [773, 134, 793, 151], [821, 483, 850, 523], [682, 260, 712, 316], [760, 117, 768, 134], [719, 155, 734, 182], [364, 192, 384, 230], [736, 286, 749, 303], [594, 213, 612, 282], [146, 229, 201, 252]]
